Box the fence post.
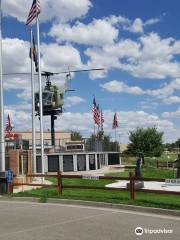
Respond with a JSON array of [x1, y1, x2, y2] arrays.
[[57, 171, 62, 195], [11, 182, 13, 195], [9, 182, 13, 195], [129, 172, 135, 200]]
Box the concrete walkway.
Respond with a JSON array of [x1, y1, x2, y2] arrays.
[[106, 180, 180, 192], [13, 178, 52, 193]]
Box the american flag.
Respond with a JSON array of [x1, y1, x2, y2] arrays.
[[29, 33, 38, 72], [112, 112, 118, 129], [100, 108, 104, 129], [26, 0, 41, 26], [92, 97, 100, 125], [6, 114, 12, 132]]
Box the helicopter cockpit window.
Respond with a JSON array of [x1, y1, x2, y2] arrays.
[[42, 92, 53, 106]]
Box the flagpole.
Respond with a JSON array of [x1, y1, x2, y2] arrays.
[[0, 0, 5, 171], [114, 127, 118, 153], [30, 28, 36, 173], [36, 16, 44, 174]]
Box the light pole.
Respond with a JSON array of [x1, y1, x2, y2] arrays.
[[0, 0, 5, 171]]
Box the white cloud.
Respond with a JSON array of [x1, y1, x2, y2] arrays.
[[2, 38, 83, 91], [65, 96, 85, 107], [146, 78, 180, 104], [2, 38, 30, 74], [41, 43, 82, 72], [128, 18, 144, 33], [4, 107, 32, 130], [49, 15, 160, 47], [162, 107, 180, 118], [100, 77, 180, 105], [121, 33, 180, 79], [5, 103, 32, 111], [101, 80, 145, 95], [102, 39, 141, 59], [49, 19, 118, 46], [163, 96, 180, 104], [125, 17, 160, 34], [17, 89, 32, 101], [3, 0, 92, 23], [144, 18, 160, 26], [85, 32, 180, 79]]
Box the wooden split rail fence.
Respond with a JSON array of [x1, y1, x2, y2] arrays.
[[10, 171, 180, 201], [156, 160, 176, 168]]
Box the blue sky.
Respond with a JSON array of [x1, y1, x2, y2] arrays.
[[1, 0, 180, 143]]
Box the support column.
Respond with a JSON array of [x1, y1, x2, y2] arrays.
[[44, 155, 48, 173], [59, 155, 63, 172], [73, 154, 77, 171], [95, 154, 98, 170], [105, 153, 108, 166], [51, 114, 57, 146], [86, 154, 89, 171]]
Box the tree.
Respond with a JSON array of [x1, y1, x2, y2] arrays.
[[71, 131, 82, 141], [164, 138, 180, 152], [86, 133, 119, 151], [175, 138, 180, 149], [127, 127, 164, 157]]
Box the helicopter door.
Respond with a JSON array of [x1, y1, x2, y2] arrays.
[[42, 91, 53, 107]]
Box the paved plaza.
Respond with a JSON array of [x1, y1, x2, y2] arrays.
[[106, 180, 180, 192], [0, 200, 179, 240]]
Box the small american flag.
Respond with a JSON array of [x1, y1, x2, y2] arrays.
[[6, 114, 12, 132], [92, 98, 100, 125], [112, 112, 118, 129], [101, 108, 104, 125], [26, 0, 41, 26], [100, 108, 104, 131]]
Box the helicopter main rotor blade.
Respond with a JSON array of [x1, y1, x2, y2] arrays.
[[3, 72, 32, 76], [2, 68, 105, 76], [59, 68, 104, 74]]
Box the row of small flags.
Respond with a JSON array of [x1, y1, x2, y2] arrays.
[[92, 97, 104, 128], [6, 101, 118, 133], [92, 97, 118, 129]]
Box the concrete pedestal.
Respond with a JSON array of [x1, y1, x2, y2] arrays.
[[126, 181, 144, 190]]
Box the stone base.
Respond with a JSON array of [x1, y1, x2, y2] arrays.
[[126, 181, 144, 190]]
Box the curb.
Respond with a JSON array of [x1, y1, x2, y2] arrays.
[[1, 196, 180, 217]]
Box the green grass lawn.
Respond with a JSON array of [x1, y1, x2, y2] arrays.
[[122, 153, 178, 166], [107, 167, 176, 179], [13, 167, 180, 210]]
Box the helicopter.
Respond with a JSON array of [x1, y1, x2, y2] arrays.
[[34, 68, 104, 116], [34, 71, 68, 116], [3, 68, 104, 146]]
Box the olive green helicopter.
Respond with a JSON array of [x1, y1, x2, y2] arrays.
[[3, 68, 104, 146], [34, 71, 70, 116], [34, 68, 104, 116]]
